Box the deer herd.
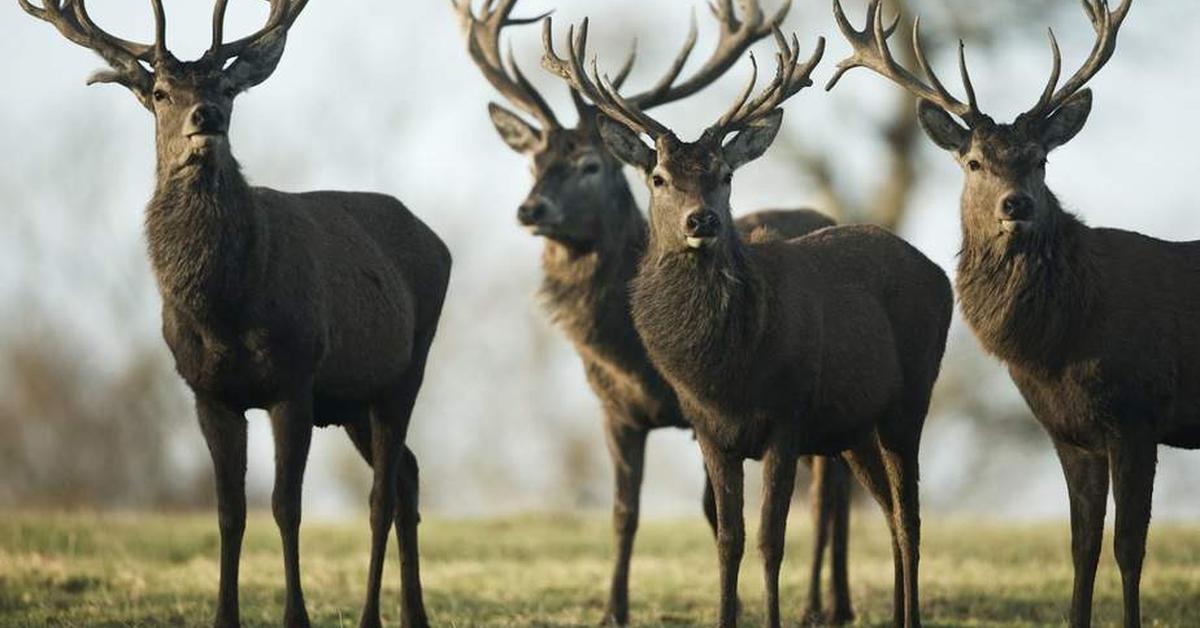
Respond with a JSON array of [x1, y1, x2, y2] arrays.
[[14, 0, 1196, 626]]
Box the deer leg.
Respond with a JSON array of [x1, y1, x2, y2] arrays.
[[1109, 435, 1157, 628], [379, 336, 437, 628], [197, 396, 247, 628], [827, 456, 855, 624], [802, 456, 830, 624], [760, 448, 798, 628], [1054, 440, 1109, 628], [843, 437, 902, 628], [704, 469, 743, 619], [269, 393, 314, 628], [601, 420, 648, 627], [699, 435, 745, 628], [880, 435, 923, 628], [395, 444, 428, 628], [703, 471, 718, 539]]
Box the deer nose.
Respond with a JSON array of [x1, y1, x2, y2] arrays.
[[684, 210, 720, 238], [1000, 194, 1034, 221], [517, 199, 547, 225], [189, 104, 225, 134]]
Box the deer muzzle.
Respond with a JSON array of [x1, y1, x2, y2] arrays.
[[684, 210, 720, 249], [997, 193, 1034, 233], [185, 104, 228, 141]]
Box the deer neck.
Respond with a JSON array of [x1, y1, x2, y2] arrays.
[[632, 230, 767, 391], [145, 147, 260, 319], [956, 192, 1097, 373], [539, 188, 647, 351]]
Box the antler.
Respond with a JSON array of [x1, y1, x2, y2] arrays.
[[543, 17, 822, 142], [707, 28, 825, 137], [826, 0, 985, 126], [542, 17, 670, 138], [622, 0, 792, 110], [208, 0, 309, 63], [16, 0, 169, 94], [453, 0, 561, 130], [1024, 0, 1131, 119], [17, 0, 167, 88]]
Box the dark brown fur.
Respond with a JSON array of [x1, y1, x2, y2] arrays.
[[152, 71, 448, 628], [938, 111, 1200, 628], [498, 115, 854, 625], [19, 4, 450, 625], [607, 125, 952, 628]]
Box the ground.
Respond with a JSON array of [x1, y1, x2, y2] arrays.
[[1, 511, 1198, 627]]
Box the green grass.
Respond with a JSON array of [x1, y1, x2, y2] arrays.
[[1, 511, 1199, 627]]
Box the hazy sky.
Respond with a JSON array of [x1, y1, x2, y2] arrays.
[[3, 1, 1199, 519]]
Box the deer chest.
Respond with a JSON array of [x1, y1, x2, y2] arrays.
[[162, 306, 316, 408]]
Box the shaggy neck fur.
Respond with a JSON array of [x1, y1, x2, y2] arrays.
[[539, 187, 646, 357], [956, 191, 1098, 374], [145, 148, 258, 320], [632, 231, 767, 403]]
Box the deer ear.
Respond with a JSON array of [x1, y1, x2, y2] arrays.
[[918, 100, 969, 151], [487, 103, 541, 154], [224, 28, 288, 90], [1041, 89, 1092, 151], [597, 115, 655, 172], [722, 109, 783, 170]]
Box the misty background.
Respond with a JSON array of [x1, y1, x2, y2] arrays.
[[2, 0, 1198, 521]]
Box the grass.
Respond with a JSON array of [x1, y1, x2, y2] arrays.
[[1, 511, 1199, 626]]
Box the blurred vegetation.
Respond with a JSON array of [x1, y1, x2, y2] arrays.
[[3, 512, 1200, 626]]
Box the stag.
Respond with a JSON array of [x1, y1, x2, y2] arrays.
[[544, 17, 953, 628], [17, 1, 451, 626], [454, 0, 854, 623], [827, 1, 1197, 626]]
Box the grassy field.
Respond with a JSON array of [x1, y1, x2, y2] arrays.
[[1, 511, 1199, 626]]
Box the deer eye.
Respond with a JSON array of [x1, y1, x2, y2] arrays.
[[580, 161, 601, 176], [152, 89, 169, 103], [651, 174, 666, 188], [967, 159, 982, 172], [222, 86, 238, 98], [722, 173, 733, 185]]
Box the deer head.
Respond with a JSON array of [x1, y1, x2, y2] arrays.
[[19, 0, 309, 173], [827, 0, 1129, 241], [543, 19, 823, 254], [456, 0, 790, 248]]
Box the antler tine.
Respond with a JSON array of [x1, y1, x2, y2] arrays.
[[214, 0, 310, 62], [149, 0, 166, 56], [827, 0, 982, 124], [715, 51, 760, 128], [20, 0, 160, 64], [610, 39, 637, 90], [209, 0, 229, 58], [631, 10, 700, 108], [622, 0, 793, 110], [957, 40, 980, 119], [1025, 28, 1063, 118], [1034, 0, 1131, 117], [541, 17, 668, 138], [710, 27, 825, 136], [457, 0, 560, 129]]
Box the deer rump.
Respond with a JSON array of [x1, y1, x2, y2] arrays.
[[160, 187, 449, 424], [635, 224, 952, 457]]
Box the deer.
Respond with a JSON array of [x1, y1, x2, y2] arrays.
[[16, 1, 451, 627], [454, 0, 855, 623], [826, 1, 1200, 626], [544, 15, 953, 628]]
